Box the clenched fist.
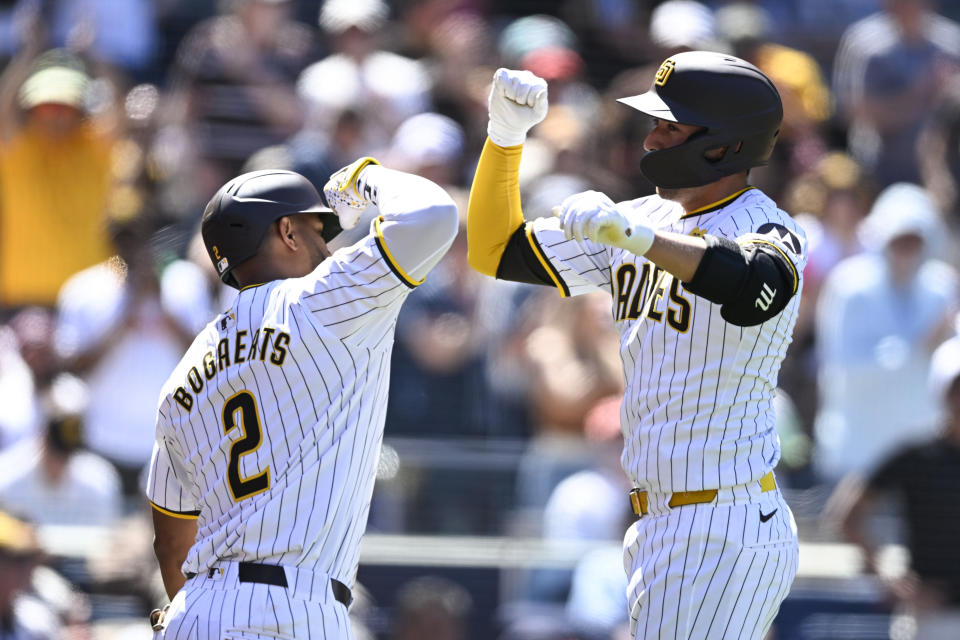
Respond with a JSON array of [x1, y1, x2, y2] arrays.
[[487, 68, 549, 147], [323, 157, 381, 231], [555, 191, 656, 256]]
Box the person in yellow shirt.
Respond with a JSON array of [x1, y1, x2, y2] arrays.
[[0, 50, 115, 311]]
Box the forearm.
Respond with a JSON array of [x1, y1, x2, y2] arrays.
[[644, 231, 707, 283], [151, 508, 197, 600], [363, 165, 459, 282], [466, 139, 526, 276], [155, 546, 189, 600]]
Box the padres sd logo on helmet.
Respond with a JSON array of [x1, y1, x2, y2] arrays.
[[654, 59, 676, 87], [618, 51, 783, 189]]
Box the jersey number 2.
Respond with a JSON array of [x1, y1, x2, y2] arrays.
[[222, 391, 270, 502]]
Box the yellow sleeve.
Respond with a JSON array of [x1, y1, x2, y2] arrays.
[[466, 138, 525, 276]]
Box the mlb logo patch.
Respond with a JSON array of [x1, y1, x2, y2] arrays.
[[218, 257, 229, 273]]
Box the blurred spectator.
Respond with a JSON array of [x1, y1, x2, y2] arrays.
[[298, 0, 432, 157], [499, 14, 600, 129], [386, 117, 508, 442], [0, 308, 59, 450], [523, 396, 629, 623], [0, 49, 116, 310], [836, 350, 960, 640], [647, 0, 719, 55], [387, 222, 504, 438], [814, 183, 958, 483], [386, 111, 466, 187], [717, 1, 832, 199], [0, 325, 37, 451], [165, 0, 315, 203], [54, 213, 205, 496], [920, 71, 960, 240], [542, 396, 629, 546], [772, 387, 813, 485], [391, 575, 472, 640], [557, 0, 647, 89], [0, 373, 122, 527], [781, 152, 873, 432], [509, 291, 623, 526], [792, 152, 873, 327], [520, 292, 622, 437], [388, 210, 530, 533], [421, 11, 496, 152], [0, 510, 58, 639], [832, 0, 960, 186], [565, 542, 629, 640]]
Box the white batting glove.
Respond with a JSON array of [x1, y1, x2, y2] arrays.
[[555, 191, 656, 256], [323, 156, 382, 230], [487, 68, 549, 147]]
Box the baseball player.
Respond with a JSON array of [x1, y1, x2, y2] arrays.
[[467, 52, 806, 639], [145, 158, 458, 638]]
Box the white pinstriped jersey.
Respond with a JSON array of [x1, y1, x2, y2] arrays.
[[146, 220, 441, 590], [529, 187, 807, 493]]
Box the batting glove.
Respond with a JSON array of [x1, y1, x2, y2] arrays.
[[487, 68, 549, 147], [556, 191, 656, 256], [323, 156, 382, 230]]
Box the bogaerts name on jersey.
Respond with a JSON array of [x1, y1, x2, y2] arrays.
[[173, 327, 291, 411]]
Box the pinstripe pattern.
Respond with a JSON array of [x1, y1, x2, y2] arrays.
[[146, 220, 447, 639], [532, 188, 806, 638], [532, 188, 808, 493], [160, 574, 342, 639], [623, 491, 798, 640]]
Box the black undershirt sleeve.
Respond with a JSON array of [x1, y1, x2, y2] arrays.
[[495, 224, 555, 287]]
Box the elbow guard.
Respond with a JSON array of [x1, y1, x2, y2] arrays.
[[684, 235, 798, 327]]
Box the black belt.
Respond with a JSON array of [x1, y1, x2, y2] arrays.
[[187, 562, 352, 607]]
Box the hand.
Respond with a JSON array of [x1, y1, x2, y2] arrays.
[[487, 68, 548, 147], [323, 157, 382, 231], [150, 604, 170, 631], [555, 191, 655, 256]]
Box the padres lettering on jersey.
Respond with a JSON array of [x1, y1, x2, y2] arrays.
[[529, 187, 808, 493]]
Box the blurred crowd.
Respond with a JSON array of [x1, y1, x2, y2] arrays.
[[1, 0, 960, 638]]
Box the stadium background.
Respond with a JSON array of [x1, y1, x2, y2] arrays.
[[1, 0, 960, 638]]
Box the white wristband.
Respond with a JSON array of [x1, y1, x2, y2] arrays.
[[487, 120, 527, 148]]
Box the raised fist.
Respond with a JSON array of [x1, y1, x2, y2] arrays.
[[487, 68, 549, 147]]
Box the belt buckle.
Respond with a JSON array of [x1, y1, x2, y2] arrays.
[[629, 489, 648, 517]]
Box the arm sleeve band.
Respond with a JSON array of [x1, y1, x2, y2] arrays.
[[367, 167, 460, 285], [495, 223, 555, 287], [466, 138, 526, 276], [683, 234, 797, 327]]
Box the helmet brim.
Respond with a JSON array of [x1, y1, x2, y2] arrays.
[[617, 92, 680, 123]]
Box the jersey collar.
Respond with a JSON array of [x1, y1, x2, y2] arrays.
[[679, 187, 755, 219]]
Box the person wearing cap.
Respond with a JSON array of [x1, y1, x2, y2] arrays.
[[0, 49, 115, 311], [0, 373, 123, 528], [814, 183, 958, 484], [835, 339, 960, 640], [467, 53, 807, 638], [297, 0, 431, 155]]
